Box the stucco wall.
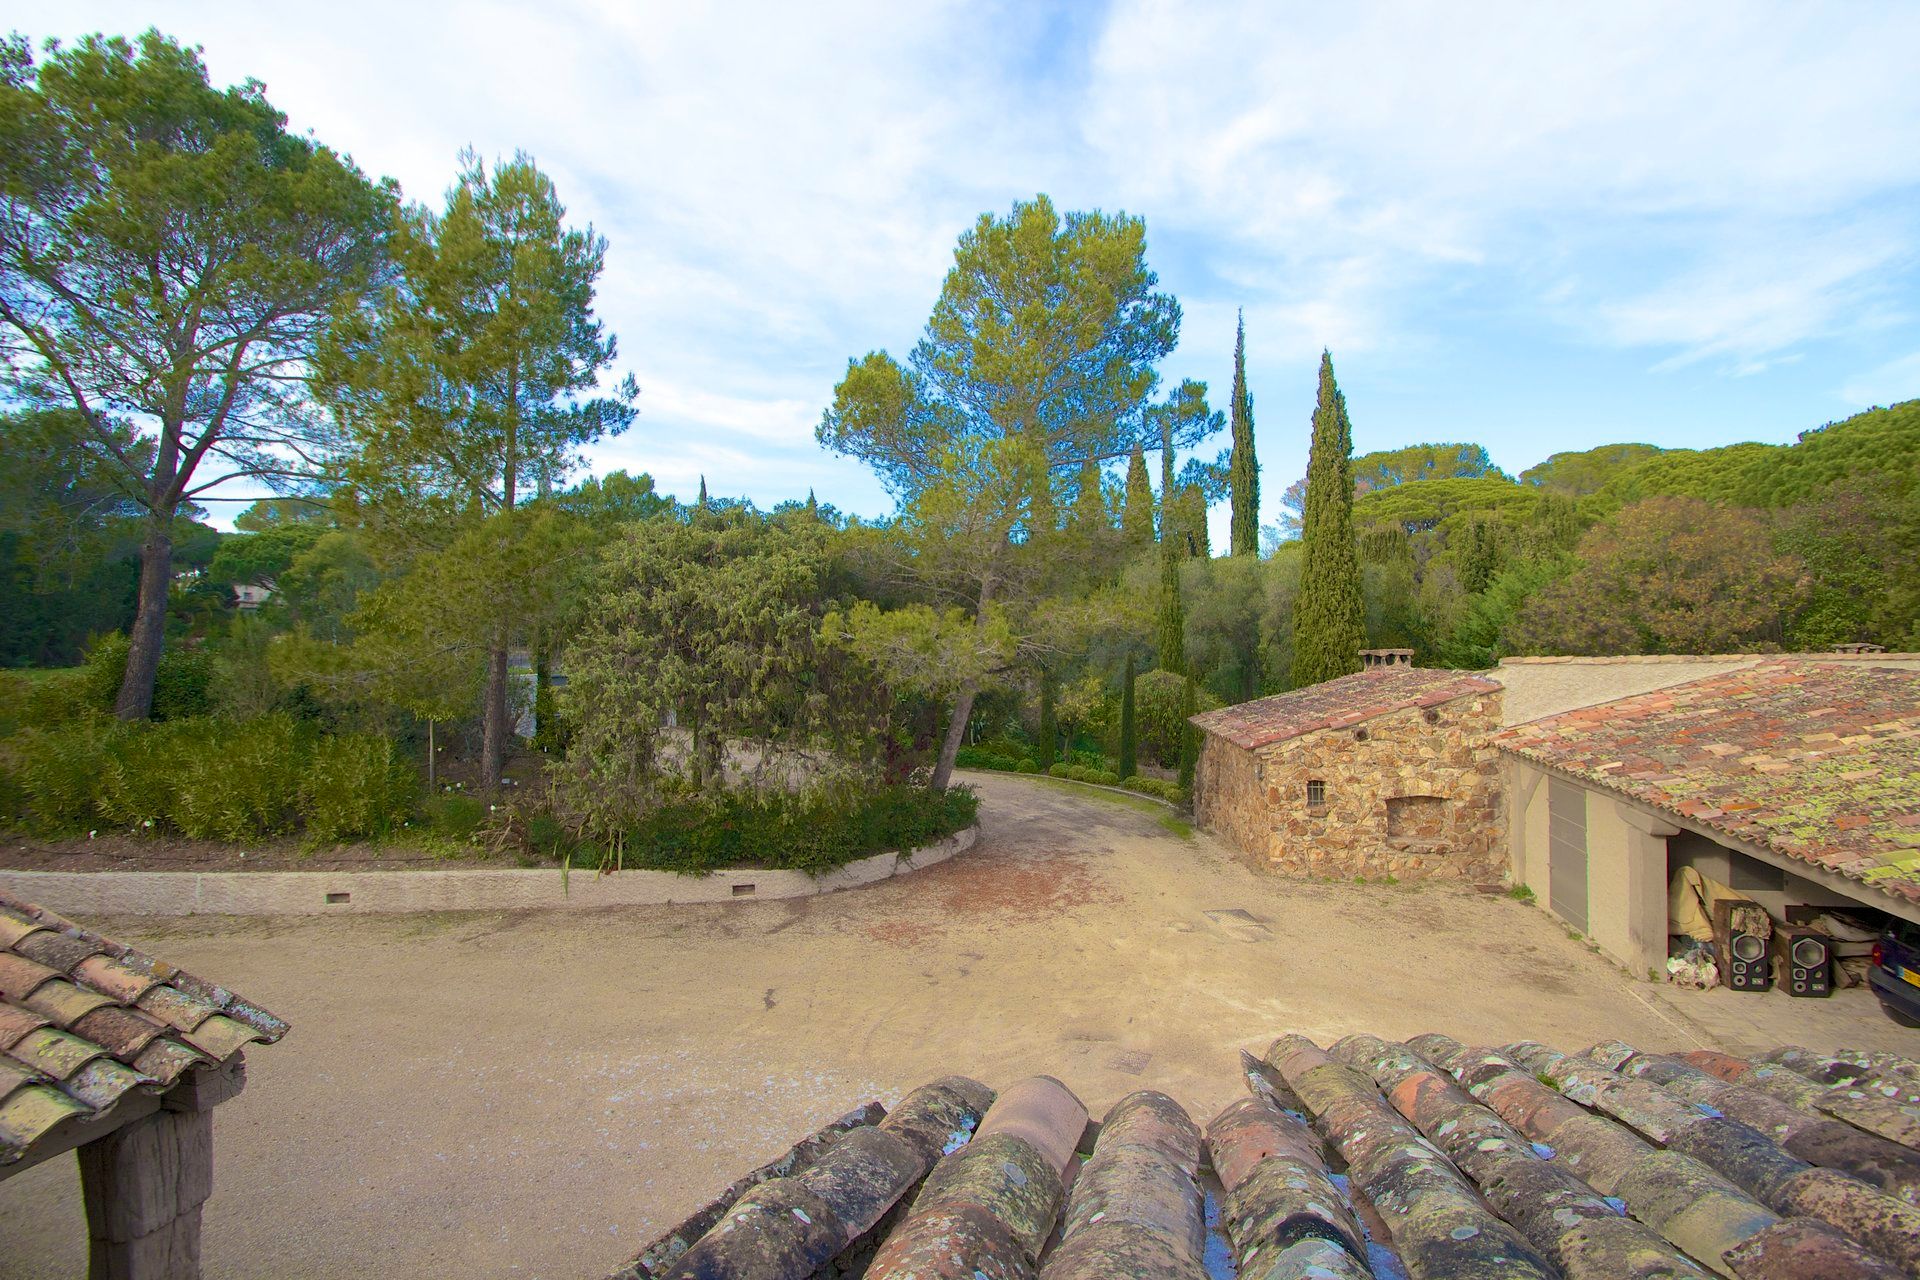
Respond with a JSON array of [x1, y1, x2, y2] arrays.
[[1195, 689, 1506, 881], [1494, 653, 1920, 726]]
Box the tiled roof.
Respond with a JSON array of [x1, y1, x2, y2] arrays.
[[1189, 667, 1502, 751], [622, 1034, 1920, 1278], [1496, 661, 1920, 905], [0, 892, 286, 1168]]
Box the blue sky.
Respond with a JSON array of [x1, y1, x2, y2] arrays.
[[20, 2, 1920, 539]]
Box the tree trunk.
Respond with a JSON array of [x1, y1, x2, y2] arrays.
[[480, 642, 510, 790], [930, 678, 979, 792], [114, 513, 174, 721]]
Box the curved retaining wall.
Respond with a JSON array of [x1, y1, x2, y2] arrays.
[[0, 825, 977, 918]]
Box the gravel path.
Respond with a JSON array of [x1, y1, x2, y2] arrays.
[[2, 772, 1725, 1278]]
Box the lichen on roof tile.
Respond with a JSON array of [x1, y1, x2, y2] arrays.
[[1496, 662, 1920, 904], [1190, 666, 1502, 750], [0, 890, 285, 1168]]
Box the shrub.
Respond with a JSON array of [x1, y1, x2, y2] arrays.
[[301, 734, 416, 842], [96, 720, 208, 830], [5, 721, 108, 829], [1048, 762, 1071, 778], [1013, 759, 1038, 774], [424, 793, 488, 842], [526, 810, 575, 860], [1120, 776, 1187, 805], [170, 715, 308, 840], [607, 783, 978, 877]]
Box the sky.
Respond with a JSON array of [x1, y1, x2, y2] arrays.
[[19, 1, 1920, 540]]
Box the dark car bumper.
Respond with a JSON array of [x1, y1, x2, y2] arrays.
[[1869, 962, 1920, 1020]]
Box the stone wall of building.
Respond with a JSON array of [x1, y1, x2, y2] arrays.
[[1193, 734, 1266, 859], [1194, 689, 1507, 882]]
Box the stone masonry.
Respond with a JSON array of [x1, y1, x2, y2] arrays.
[[1193, 676, 1505, 882]]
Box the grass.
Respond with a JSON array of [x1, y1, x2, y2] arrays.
[[1021, 772, 1193, 840], [1505, 883, 1536, 903]]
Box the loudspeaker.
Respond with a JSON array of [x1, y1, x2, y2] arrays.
[[1714, 899, 1773, 992], [1778, 926, 1831, 998]]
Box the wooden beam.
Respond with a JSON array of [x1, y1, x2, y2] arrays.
[[78, 1106, 215, 1280]]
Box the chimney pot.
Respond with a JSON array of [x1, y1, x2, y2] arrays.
[[1359, 648, 1415, 670]]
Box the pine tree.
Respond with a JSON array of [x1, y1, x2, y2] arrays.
[[1036, 669, 1057, 770], [1071, 457, 1107, 530], [1122, 444, 1155, 547], [1118, 652, 1138, 778], [1156, 543, 1185, 674], [1229, 309, 1259, 556], [1291, 351, 1367, 686]]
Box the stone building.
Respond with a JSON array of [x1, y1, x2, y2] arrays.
[[1189, 663, 1505, 881], [1192, 648, 1920, 980]]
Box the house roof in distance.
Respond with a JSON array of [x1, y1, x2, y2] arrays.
[[618, 1033, 1920, 1279], [0, 892, 287, 1170], [1189, 665, 1502, 751], [1497, 660, 1920, 905]]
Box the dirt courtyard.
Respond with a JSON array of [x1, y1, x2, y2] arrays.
[[1, 771, 1903, 1278]]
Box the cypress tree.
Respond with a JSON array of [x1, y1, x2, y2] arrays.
[[1118, 652, 1137, 778], [1229, 309, 1259, 556], [1156, 543, 1185, 674], [697, 475, 708, 508], [1036, 668, 1057, 770], [1290, 350, 1366, 686], [1122, 444, 1155, 546]]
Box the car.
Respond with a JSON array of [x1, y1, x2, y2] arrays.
[[1869, 918, 1920, 1027]]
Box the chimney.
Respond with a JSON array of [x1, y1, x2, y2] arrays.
[[1830, 642, 1885, 655], [1359, 648, 1415, 670]]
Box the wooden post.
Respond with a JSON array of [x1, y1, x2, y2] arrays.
[[77, 1107, 214, 1280]]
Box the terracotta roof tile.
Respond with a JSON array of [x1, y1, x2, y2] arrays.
[[0, 890, 285, 1168], [1496, 661, 1920, 904], [1190, 666, 1502, 750], [633, 1027, 1920, 1279]]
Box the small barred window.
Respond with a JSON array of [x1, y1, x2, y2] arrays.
[[1306, 779, 1327, 806]]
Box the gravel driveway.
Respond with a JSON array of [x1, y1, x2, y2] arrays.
[[1, 771, 1712, 1279]]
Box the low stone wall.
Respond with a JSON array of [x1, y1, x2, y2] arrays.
[[0, 826, 977, 918]]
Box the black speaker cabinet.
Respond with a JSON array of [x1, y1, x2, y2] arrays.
[[1778, 926, 1832, 998], [1714, 899, 1773, 992]]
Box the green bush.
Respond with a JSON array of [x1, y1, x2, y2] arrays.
[[606, 783, 978, 877], [96, 720, 208, 830], [954, 745, 1039, 774], [301, 734, 415, 842], [1120, 776, 1187, 805], [424, 793, 488, 841], [171, 715, 308, 841], [5, 720, 108, 829], [526, 810, 575, 860]]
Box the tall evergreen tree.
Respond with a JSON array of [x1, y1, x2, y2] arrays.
[[697, 475, 708, 509], [1156, 544, 1185, 674], [1228, 310, 1260, 556], [320, 152, 636, 787], [1290, 351, 1366, 686], [1036, 668, 1057, 770], [1118, 651, 1138, 779], [1122, 444, 1155, 546], [1177, 675, 1198, 794]]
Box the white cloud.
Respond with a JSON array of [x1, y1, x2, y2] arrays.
[[17, 0, 1920, 526], [1840, 351, 1920, 407]]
